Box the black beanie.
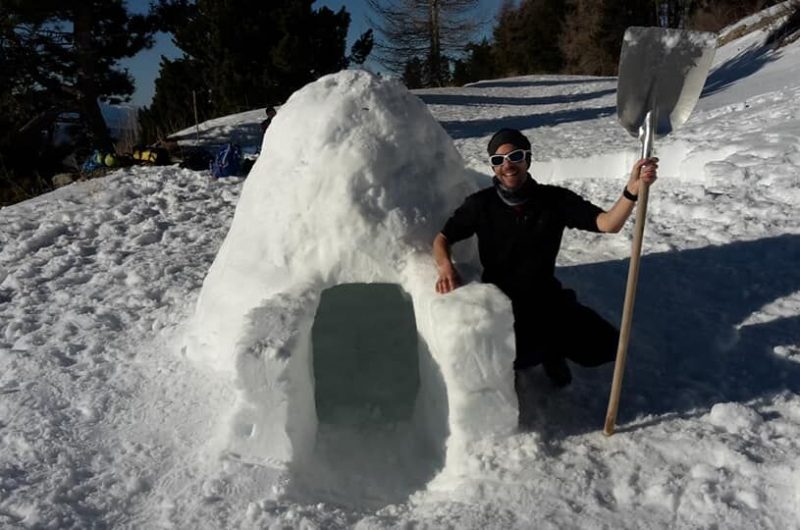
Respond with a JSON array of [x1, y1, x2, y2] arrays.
[[487, 128, 531, 155]]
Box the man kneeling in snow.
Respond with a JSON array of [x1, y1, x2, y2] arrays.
[[433, 128, 658, 388]]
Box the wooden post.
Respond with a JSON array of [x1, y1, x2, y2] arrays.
[[193, 90, 200, 145]]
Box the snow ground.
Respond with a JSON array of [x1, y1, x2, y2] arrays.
[[2, 11, 800, 529]]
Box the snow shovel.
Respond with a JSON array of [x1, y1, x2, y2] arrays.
[[603, 27, 716, 436]]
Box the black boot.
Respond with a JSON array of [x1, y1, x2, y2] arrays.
[[542, 357, 572, 388]]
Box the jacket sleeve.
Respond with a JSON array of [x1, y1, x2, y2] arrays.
[[440, 195, 480, 243], [560, 188, 604, 232]]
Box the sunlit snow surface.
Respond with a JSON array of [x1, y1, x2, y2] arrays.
[[2, 11, 800, 529]]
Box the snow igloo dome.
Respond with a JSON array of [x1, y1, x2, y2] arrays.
[[184, 70, 518, 498]]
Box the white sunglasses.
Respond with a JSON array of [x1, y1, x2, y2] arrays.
[[489, 149, 530, 167]]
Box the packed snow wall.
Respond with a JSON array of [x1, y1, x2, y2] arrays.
[[184, 70, 518, 488]]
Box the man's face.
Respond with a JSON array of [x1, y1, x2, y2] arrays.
[[492, 143, 529, 190]]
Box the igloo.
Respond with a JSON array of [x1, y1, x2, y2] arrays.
[[184, 70, 518, 492]]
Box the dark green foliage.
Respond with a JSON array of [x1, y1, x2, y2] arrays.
[[401, 55, 451, 89], [269, 3, 350, 105], [491, 1, 521, 76], [402, 57, 425, 89], [452, 39, 497, 85], [492, 0, 567, 76], [141, 0, 371, 143], [138, 57, 211, 144], [0, 0, 156, 205], [560, 0, 655, 75], [601, 0, 658, 52], [350, 29, 375, 66]]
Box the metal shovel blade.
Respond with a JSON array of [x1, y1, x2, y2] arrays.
[[617, 27, 717, 138]]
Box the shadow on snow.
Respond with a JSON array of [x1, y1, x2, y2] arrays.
[[702, 44, 779, 97], [519, 234, 800, 442], [440, 105, 617, 141], [467, 78, 615, 89], [417, 88, 616, 108]]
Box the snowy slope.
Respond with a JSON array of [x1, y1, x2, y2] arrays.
[[2, 11, 799, 529]]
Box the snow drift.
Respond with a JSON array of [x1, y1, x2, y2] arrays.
[[184, 70, 518, 484]]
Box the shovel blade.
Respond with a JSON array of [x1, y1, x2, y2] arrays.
[[617, 27, 717, 138]]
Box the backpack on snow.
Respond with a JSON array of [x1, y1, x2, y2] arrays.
[[81, 149, 105, 172], [210, 143, 242, 178], [81, 149, 122, 172]]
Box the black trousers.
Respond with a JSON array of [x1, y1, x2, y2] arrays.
[[510, 289, 619, 370]]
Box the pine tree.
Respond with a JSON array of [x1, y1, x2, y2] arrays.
[[142, 0, 371, 142], [491, 0, 524, 76], [403, 57, 425, 89], [560, 0, 655, 76], [366, 0, 483, 87], [1, 1, 155, 153], [138, 57, 211, 144], [452, 38, 497, 85], [560, 0, 612, 75], [1, 0, 155, 204], [491, 0, 567, 76], [350, 29, 375, 66]]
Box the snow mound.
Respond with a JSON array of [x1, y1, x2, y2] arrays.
[[184, 70, 518, 497], [707, 402, 764, 434]]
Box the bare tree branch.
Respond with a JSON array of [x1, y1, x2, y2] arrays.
[[367, 0, 483, 87]]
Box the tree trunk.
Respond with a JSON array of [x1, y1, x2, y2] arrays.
[[74, 3, 114, 153], [428, 0, 443, 87]]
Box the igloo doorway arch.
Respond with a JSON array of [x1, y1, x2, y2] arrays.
[[209, 280, 520, 489]]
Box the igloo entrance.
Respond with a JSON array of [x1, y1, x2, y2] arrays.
[[312, 283, 419, 425], [297, 283, 443, 508]]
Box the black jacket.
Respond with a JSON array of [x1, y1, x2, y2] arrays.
[[441, 178, 603, 301]]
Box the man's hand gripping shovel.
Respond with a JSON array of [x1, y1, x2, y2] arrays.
[[603, 27, 717, 436]]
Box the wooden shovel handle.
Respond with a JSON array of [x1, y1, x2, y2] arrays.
[[603, 180, 651, 436]]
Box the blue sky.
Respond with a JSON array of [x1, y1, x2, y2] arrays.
[[120, 1, 501, 108]]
